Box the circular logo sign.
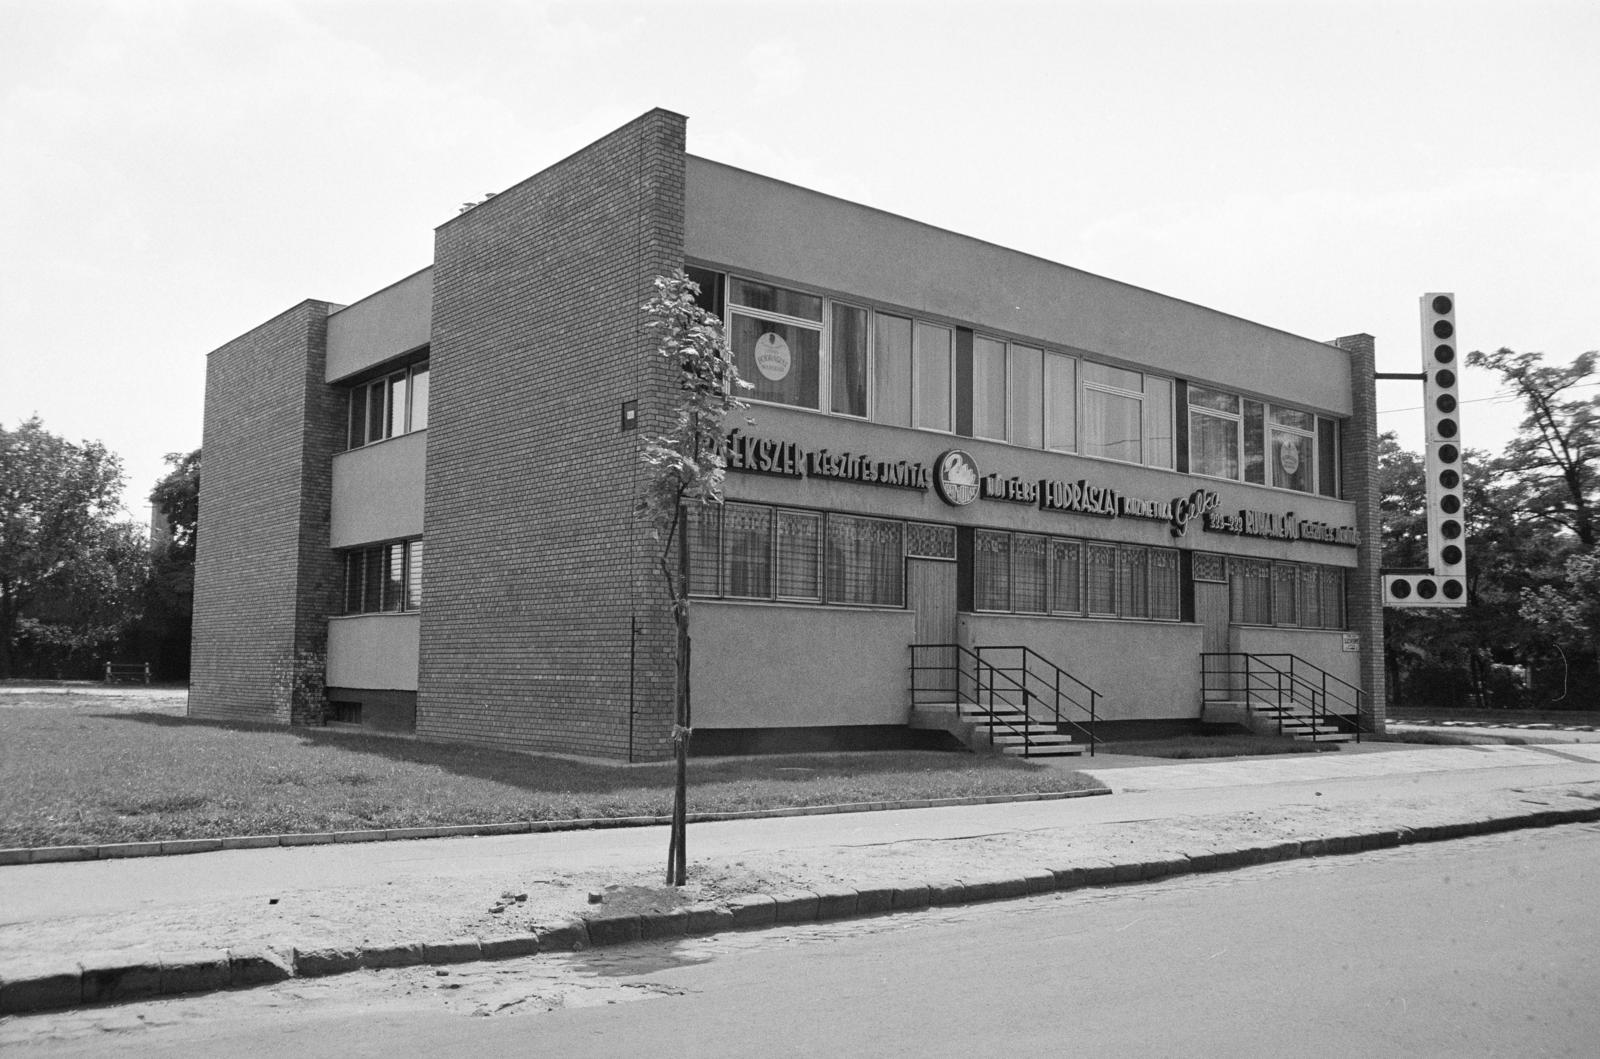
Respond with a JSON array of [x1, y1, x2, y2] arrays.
[[934, 450, 980, 506], [1278, 439, 1301, 477], [754, 332, 791, 381]]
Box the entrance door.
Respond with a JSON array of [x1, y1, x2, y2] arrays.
[[908, 558, 958, 698], [1195, 579, 1232, 697]]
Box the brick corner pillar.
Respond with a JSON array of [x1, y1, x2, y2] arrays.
[[193, 299, 344, 726], [421, 107, 687, 760], [1332, 332, 1387, 732]]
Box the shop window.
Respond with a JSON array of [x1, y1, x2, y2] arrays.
[[975, 531, 1012, 612], [723, 504, 774, 599], [347, 360, 429, 449], [1320, 567, 1346, 628], [1186, 385, 1339, 496], [731, 312, 821, 410], [775, 510, 822, 601], [1013, 534, 1048, 614], [1049, 539, 1083, 615], [685, 504, 721, 596], [343, 539, 422, 614], [1230, 559, 1273, 625], [825, 515, 904, 607], [1084, 544, 1119, 616], [1150, 549, 1181, 620]]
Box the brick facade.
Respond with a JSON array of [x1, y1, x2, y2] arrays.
[[1334, 332, 1387, 731], [416, 108, 685, 760], [191, 300, 344, 724]]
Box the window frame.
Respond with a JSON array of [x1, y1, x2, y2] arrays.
[[1185, 384, 1342, 497], [345, 359, 429, 450], [342, 539, 423, 615]]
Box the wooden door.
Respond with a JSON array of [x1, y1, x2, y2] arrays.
[[908, 558, 958, 698], [1195, 580, 1232, 697]]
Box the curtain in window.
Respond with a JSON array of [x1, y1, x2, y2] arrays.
[[722, 503, 774, 599], [1085, 544, 1118, 614], [1014, 535, 1047, 613], [1231, 559, 1272, 624], [1272, 564, 1298, 625], [1150, 548, 1181, 620], [1008, 345, 1043, 448], [974, 531, 1012, 612], [972, 337, 1007, 440], [873, 314, 912, 427], [775, 511, 821, 600], [825, 515, 903, 606], [913, 322, 952, 431], [1298, 565, 1321, 627], [1044, 353, 1076, 452], [1081, 388, 1142, 463], [1143, 376, 1173, 469], [409, 364, 429, 431], [685, 504, 721, 596], [1049, 539, 1082, 614], [1321, 568, 1346, 628], [362, 549, 385, 612], [1189, 411, 1239, 479], [830, 305, 868, 417], [1119, 547, 1149, 619]]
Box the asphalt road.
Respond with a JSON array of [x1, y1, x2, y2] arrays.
[[7, 824, 1597, 1058]]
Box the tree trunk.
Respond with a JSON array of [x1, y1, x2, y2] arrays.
[[667, 525, 691, 887]]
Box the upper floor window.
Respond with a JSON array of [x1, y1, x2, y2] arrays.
[[342, 539, 423, 614], [702, 267, 1177, 469], [347, 360, 428, 449], [1186, 385, 1339, 496]]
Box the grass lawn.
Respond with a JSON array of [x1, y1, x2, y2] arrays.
[[0, 693, 1103, 849], [1097, 733, 1339, 759]]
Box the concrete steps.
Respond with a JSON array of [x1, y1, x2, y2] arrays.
[[910, 703, 1087, 757]]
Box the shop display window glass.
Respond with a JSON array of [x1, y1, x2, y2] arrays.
[[1119, 547, 1149, 619], [1085, 544, 1118, 615], [1049, 539, 1082, 615], [1013, 534, 1047, 614], [776, 511, 822, 601], [825, 515, 903, 607], [974, 531, 1012, 612], [722, 504, 774, 599]]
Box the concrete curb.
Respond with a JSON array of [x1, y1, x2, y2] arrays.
[[5, 802, 1599, 1016], [0, 788, 1110, 867]]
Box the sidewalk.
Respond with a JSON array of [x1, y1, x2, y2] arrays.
[[3, 742, 1599, 1015]]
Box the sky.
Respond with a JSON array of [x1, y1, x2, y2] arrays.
[[3, 0, 1597, 518]]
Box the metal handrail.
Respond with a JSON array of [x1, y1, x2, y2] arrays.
[[974, 645, 1100, 756], [910, 643, 1039, 757], [1200, 652, 1369, 741]]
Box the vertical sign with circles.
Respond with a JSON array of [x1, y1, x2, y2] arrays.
[[1384, 293, 1468, 608]]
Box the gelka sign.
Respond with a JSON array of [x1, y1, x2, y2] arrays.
[[723, 431, 1356, 545]]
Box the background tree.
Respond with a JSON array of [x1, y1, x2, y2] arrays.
[[0, 417, 144, 677], [637, 271, 750, 885], [1465, 348, 1598, 547], [126, 449, 200, 679]]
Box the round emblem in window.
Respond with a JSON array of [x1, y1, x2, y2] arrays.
[[754, 332, 791, 381], [934, 450, 980, 506], [1279, 440, 1301, 477]]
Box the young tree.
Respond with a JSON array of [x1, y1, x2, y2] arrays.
[[637, 271, 751, 886], [0, 417, 140, 676]]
